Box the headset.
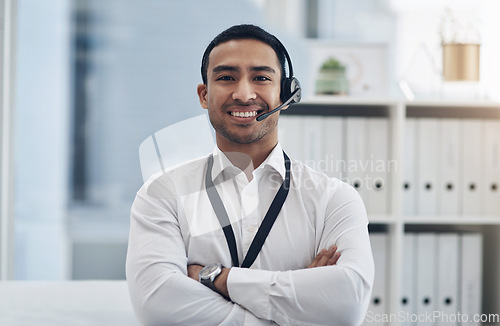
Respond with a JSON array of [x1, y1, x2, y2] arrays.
[[256, 39, 302, 121]]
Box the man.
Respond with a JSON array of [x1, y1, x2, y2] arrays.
[[126, 24, 374, 325]]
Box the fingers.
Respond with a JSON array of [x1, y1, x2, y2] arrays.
[[308, 245, 341, 268], [316, 245, 338, 267], [307, 248, 327, 268], [327, 251, 341, 265]]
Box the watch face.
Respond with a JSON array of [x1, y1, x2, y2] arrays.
[[200, 264, 220, 278]]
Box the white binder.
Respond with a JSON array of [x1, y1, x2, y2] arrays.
[[301, 116, 325, 171], [416, 233, 436, 320], [324, 116, 344, 179], [461, 119, 484, 215], [460, 233, 483, 319], [416, 119, 439, 215], [438, 119, 461, 216], [403, 118, 417, 216], [368, 233, 388, 324], [278, 115, 304, 162], [437, 233, 459, 326], [483, 120, 500, 215], [345, 117, 368, 205], [400, 233, 416, 325], [366, 118, 389, 215]]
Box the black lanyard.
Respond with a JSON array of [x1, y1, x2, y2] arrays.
[[205, 151, 291, 268]]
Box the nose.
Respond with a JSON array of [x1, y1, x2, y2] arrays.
[[232, 79, 256, 102]]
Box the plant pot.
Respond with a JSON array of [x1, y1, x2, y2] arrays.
[[316, 69, 349, 95], [442, 43, 480, 81]]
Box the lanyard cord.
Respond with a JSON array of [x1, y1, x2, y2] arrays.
[[205, 151, 291, 268]]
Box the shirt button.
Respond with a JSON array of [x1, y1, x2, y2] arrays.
[[247, 225, 256, 232]]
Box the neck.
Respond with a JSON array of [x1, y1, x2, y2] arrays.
[[216, 136, 277, 179]]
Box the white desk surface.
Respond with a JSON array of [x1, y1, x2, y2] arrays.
[[0, 281, 139, 326]]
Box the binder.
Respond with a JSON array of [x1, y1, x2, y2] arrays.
[[437, 233, 459, 326], [366, 118, 389, 215], [483, 120, 500, 215], [403, 118, 417, 216], [323, 116, 344, 179], [416, 233, 436, 320], [368, 233, 388, 324], [400, 233, 416, 325], [416, 119, 439, 215], [461, 119, 484, 215], [345, 117, 368, 207], [460, 233, 483, 319], [438, 119, 461, 215], [278, 115, 304, 162], [302, 116, 325, 171]]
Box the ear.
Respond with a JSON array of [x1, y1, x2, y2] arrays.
[[197, 84, 208, 109]]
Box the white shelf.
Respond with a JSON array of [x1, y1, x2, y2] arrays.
[[368, 215, 399, 224], [291, 98, 500, 325], [403, 215, 500, 225], [369, 215, 500, 225], [407, 99, 500, 108], [302, 95, 500, 108], [301, 95, 403, 106]]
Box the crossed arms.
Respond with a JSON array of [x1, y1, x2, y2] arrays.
[[126, 178, 374, 326], [187, 245, 341, 298]]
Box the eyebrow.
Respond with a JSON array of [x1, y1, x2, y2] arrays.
[[213, 65, 239, 73], [212, 65, 276, 74], [250, 66, 276, 74]]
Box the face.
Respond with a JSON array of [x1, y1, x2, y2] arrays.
[[197, 39, 283, 148]]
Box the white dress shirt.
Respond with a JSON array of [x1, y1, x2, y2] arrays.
[[126, 143, 374, 326]]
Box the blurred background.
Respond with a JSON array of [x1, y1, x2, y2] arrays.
[[1, 0, 500, 281]]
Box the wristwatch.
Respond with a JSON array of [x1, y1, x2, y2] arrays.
[[199, 263, 223, 292]]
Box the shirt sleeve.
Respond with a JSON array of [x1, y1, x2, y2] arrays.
[[126, 179, 276, 326], [226, 182, 375, 326]]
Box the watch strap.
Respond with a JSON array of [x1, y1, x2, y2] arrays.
[[201, 276, 219, 292]]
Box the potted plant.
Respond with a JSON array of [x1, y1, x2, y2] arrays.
[[315, 57, 349, 95]]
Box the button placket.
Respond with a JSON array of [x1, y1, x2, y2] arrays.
[[240, 179, 260, 255]]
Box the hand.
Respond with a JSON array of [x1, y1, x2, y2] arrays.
[[307, 245, 341, 268], [187, 264, 204, 281], [213, 267, 230, 299]]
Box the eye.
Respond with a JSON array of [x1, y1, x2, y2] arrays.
[[216, 75, 234, 81], [254, 76, 271, 82]]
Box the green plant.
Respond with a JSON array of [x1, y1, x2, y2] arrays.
[[320, 57, 345, 71]]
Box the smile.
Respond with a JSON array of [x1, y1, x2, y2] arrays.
[[230, 111, 258, 118]]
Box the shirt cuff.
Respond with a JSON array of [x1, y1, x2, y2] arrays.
[[227, 267, 276, 320]]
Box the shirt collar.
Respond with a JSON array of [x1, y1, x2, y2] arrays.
[[210, 143, 286, 182]]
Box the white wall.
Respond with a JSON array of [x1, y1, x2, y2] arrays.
[[390, 0, 500, 100], [263, 0, 500, 100]]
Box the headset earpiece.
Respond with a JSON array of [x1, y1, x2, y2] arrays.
[[279, 41, 301, 105], [256, 37, 302, 121], [281, 76, 301, 104]]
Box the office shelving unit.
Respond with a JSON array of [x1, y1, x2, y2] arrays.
[[282, 96, 500, 325]]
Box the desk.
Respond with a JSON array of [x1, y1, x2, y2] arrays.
[[0, 281, 139, 326]]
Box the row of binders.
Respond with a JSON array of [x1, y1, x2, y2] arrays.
[[278, 115, 500, 216], [278, 115, 393, 216], [366, 232, 482, 326], [404, 117, 500, 216]]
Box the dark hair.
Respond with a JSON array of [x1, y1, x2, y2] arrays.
[[201, 24, 287, 85]]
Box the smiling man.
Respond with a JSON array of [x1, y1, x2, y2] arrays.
[[126, 24, 374, 326]]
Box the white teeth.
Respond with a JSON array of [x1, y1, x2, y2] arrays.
[[231, 111, 257, 118]]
